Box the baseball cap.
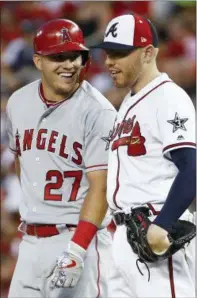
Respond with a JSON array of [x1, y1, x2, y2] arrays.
[[93, 14, 158, 50]]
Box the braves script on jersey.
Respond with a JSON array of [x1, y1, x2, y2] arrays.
[[6, 80, 116, 225], [107, 73, 196, 211]]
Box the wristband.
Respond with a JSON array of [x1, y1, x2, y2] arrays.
[[72, 220, 98, 250]]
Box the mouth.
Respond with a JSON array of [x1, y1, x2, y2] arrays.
[[58, 72, 76, 79], [110, 70, 121, 77]]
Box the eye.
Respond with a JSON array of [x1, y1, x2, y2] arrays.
[[48, 55, 65, 62], [106, 50, 134, 59], [48, 53, 81, 62], [69, 54, 81, 61]]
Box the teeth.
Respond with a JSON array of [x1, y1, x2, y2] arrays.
[[60, 73, 73, 78]]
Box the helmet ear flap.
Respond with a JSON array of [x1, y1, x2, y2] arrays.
[[81, 51, 89, 66]]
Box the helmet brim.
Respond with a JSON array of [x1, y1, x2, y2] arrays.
[[91, 41, 142, 50], [35, 42, 89, 55]]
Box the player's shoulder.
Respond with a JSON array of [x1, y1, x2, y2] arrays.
[[158, 75, 191, 102], [7, 80, 40, 107], [80, 80, 116, 112]]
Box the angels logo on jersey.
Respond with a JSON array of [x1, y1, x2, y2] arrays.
[[110, 115, 146, 156], [14, 128, 83, 165]]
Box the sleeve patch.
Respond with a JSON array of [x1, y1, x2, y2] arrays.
[[167, 112, 188, 133]]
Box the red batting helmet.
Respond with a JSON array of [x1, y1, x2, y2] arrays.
[[33, 19, 90, 80]]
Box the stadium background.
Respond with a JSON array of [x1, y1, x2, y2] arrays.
[[1, 1, 196, 296]]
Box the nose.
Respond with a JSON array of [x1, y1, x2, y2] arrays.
[[105, 55, 115, 68], [61, 59, 74, 70]]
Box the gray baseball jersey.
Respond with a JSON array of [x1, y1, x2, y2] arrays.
[[6, 80, 116, 225]]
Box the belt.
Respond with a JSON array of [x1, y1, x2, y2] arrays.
[[25, 224, 77, 237], [114, 204, 160, 226]]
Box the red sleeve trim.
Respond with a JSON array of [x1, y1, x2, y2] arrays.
[[86, 164, 107, 170], [163, 142, 196, 153]]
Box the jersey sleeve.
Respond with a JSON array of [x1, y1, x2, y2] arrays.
[[84, 109, 116, 172], [6, 100, 17, 154], [156, 84, 196, 159]]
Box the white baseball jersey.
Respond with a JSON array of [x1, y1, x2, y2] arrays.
[[6, 79, 116, 225], [107, 73, 196, 211]]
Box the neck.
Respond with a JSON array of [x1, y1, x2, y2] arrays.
[[132, 64, 161, 94], [42, 85, 65, 103], [41, 78, 80, 103]]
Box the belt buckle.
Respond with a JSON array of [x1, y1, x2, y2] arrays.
[[56, 224, 67, 233]]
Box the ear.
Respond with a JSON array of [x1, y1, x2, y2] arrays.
[[33, 54, 42, 71], [143, 45, 156, 63]]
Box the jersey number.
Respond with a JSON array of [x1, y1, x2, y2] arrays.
[[44, 170, 83, 201]]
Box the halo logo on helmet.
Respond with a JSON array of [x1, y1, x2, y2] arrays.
[[33, 19, 90, 81], [61, 28, 71, 43]]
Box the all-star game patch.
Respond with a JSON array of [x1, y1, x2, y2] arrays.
[[167, 112, 188, 133]]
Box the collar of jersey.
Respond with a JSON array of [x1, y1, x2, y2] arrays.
[[124, 73, 172, 104], [38, 81, 82, 108]]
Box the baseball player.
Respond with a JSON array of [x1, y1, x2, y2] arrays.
[[6, 19, 116, 298], [94, 14, 196, 297]]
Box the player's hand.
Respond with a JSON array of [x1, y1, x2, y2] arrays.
[[50, 251, 84, 288], [146, 224, 171, 254], [50, 242, 86, 288]]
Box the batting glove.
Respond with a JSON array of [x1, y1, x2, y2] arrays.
[[50, 241, 86, 288]]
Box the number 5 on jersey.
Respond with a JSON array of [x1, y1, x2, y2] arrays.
[[44, 170, 83, 202]]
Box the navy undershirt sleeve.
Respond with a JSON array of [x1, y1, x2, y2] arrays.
[[153, 148, 196, 231]]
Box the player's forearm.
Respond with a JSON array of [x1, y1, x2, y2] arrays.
[[71, 170, 108, 251], [154, 148, 196, 231], [71, 187, 108, 250], [79, 187, 108, 226]]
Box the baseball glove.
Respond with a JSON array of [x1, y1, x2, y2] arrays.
[[126, 207, 196, 263]]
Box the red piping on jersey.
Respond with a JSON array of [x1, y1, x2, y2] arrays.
[[38, 82, 80, 107], [112, 80, 172, 210], [122, 80, 172, 120], [86, 164, 107, 170], [39, 83, 62, 107], [113, 149, 122, 209], [168, 257, 176, 298], [163, 142, 196, 153], [95, 235, 101, 298]]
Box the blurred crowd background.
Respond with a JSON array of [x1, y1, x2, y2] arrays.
[[1, 1, 196, 296]]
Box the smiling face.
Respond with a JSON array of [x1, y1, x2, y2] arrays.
[[33, 51, 84, 100], [105, 48, 146, 89]]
